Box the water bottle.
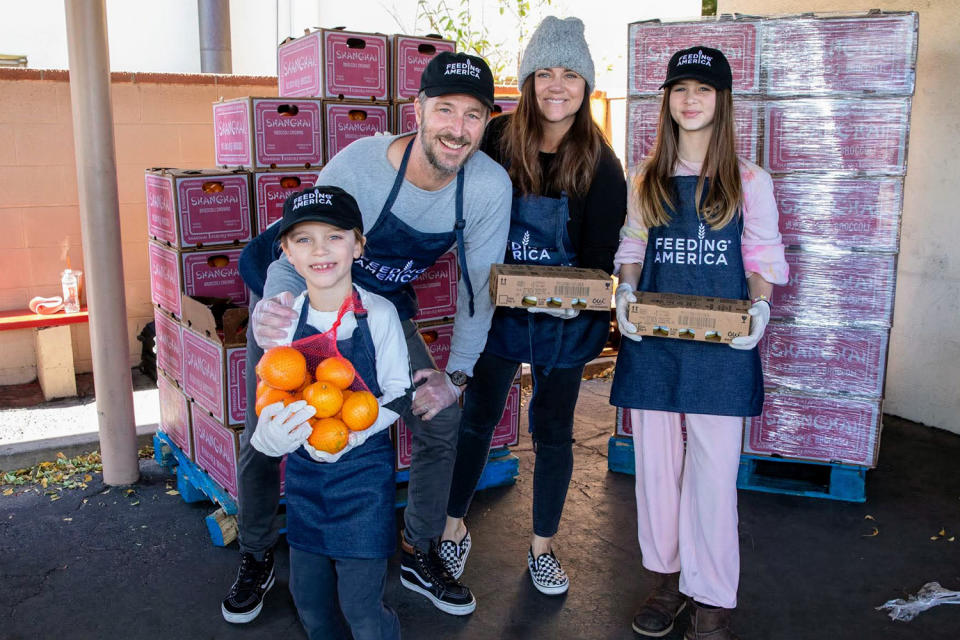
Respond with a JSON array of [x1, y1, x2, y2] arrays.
[[61, 269, 80, 313]]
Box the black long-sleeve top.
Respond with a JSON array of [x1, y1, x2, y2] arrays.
[[480, 113, 627, 274]]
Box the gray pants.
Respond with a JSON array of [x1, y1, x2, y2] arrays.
[[238, 312, 462, 556]]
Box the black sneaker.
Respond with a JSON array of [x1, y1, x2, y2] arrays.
[[221, 550, 275, 623], [400, 537, 477, 615]]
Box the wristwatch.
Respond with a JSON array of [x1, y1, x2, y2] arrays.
[[447, 370, 471, 388]]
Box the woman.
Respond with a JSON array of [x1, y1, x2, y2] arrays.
[[439, 16, 627, 595]]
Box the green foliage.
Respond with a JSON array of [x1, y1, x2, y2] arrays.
[[702, 0, 717, 16]]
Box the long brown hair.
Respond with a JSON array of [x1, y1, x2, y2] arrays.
[[501, 76, 605, 197], [634, 86, 742, 230]]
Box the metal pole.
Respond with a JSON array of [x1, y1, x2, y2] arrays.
[[198, 0, 232, 73], [64, 0, 139, 485]]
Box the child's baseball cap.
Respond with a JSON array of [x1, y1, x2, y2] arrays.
[[660, 46, 732, 91], [276, 186, 364, 238]]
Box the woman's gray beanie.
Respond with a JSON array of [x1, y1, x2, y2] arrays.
[[517, 16, 595, 91]]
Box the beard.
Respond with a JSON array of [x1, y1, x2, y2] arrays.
[[418, 113, 478, 176]]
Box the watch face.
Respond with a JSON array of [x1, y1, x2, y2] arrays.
[[449, 370, 468, 386]]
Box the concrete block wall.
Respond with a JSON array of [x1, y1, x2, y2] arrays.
[[0, 69, 277, 385]]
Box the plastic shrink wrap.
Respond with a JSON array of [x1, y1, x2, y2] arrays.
[[772, 252, 897, 326], [762, 14, 917, 97], [628, 18, 761, 95], [774, 177, 902, 252], [744, 391, 881, 466], [764, 98, 911, 175]]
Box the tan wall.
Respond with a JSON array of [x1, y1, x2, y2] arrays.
[[0, 69, 277, 385], [718, 1, 960, 434]]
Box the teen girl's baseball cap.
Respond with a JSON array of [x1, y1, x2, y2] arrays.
[[660, 46, 733, 91], [276, 186, 363, 238], [419, 52, 495, 110]]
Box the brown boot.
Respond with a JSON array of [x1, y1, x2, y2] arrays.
[[684, 601, 740, 640], [631, 571, 686, 637]]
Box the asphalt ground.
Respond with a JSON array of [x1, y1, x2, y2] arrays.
[[1, 378, 959, 639]]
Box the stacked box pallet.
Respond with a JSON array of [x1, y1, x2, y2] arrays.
[[620, 13, 918, 475]]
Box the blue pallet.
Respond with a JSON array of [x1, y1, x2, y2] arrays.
[[607, 436, 635, 475], [737, 455, 867, 503], [394, 448, 520, 509]]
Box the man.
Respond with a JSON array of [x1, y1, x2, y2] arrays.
[[223, 52, 512, 623]]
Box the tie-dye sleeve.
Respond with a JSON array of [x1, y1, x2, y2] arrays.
[[613, 167, 649, 275], [741, 162, 789, 286]]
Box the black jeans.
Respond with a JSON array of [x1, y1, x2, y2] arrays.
[[446, 351, 584, 537]]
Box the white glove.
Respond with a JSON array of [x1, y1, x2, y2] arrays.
[[615, 283, 642, 342], [251, 291, 298, 348], [527, 306, 580, 319], [411, 369, 462, 421], [730, 300, 770, 350], [250, 400, 316, 457]]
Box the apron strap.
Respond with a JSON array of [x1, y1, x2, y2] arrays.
[[453, 168, 476, 317], [380, 137, 415, 216]]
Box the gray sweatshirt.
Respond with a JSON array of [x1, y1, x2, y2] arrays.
[[264, 133, 513, 376]]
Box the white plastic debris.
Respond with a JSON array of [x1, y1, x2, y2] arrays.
[[877, 582, 960, 621]]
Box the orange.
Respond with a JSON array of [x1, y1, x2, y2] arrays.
[[256, 379, 269, 398], [302, 381, 343, 418], [256, 346, 307, 391], [255, 387, 294, 417], [315, 356, 355, 390], [308, 417, 349, 453], [341, 390, 379, 431]]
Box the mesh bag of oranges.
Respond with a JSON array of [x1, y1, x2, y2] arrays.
[[254, 300, 382, 462]]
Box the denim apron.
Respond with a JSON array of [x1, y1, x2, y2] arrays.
[[352, 138, 475, 320], [484, 192, 610, 370], [610, 176, 764, 417], [238, 138, 475, 320], [283, 291, 396, 558]]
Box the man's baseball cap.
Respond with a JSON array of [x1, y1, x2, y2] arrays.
[[660, 46, 732, 91], [419, 51, 495, 110], [276, 186, 363, 238]]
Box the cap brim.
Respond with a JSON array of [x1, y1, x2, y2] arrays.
[[277, 213, 361, 238], [421, 85, 495, 110], [660, 73, 729, 91]]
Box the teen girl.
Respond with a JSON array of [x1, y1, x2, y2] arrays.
[[440, 16, 627, 595], [610, 47, 788, 639]]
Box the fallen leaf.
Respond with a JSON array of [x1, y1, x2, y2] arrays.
[[56, 452, 66, 459], [84, 474, 92, 482], [50, 495, 60, 502], [2, 489, 12, 496], [63, 517, 72, 522], [864, 514, 875, 521], [130, 500, 140, 506], [125, 489, 135, 496], [166, 490, 180, 496], [930, 536, 940, 541], [949, 537, 956, 542], [862, 527, 879, 537], [938, 528, 946, 536]]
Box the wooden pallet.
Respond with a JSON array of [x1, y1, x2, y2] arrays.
[[154, 431, 520, 545], [737, 454, 867, 503]]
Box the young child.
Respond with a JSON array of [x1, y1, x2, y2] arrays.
[[610, 47, 789, 640], [248, 186, 411, 640]]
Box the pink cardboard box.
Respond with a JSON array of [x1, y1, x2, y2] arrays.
[[490, 383, 521, 448], [213, 97, 323, 170], [154, 308, 183, 384], [192, 404, 241, 498], [628, 19, 760, 95], [760, 323, 889, 398], [413, 251, 458, 323], [773, 252, 897, 327], [627, 97, 759, 168], [180, 296, 248, 426], [774, 177, 902, 252], [148, 242, 248, 318], [145, 168, 252, 249], [744, 392, 882, 467], [253, 170, 323, 235], [324, 102, 391, 162], [158, 372, 192, 459], [417, 321, 454, 372], [277, 29, 389, 100], [395, 101, 417, 135], [392, 35, 456, 100], [763, 14, 917, 97], [764, 98, 911, 175]]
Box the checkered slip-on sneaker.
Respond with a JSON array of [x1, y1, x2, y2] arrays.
[[527, 547, 569, 595], [437, 530, 472, 579]]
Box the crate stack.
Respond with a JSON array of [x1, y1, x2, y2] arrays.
[[611, 12, 918, 502]]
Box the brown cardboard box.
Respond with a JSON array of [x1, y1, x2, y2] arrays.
[[626, 292, 750, 343], [490, 264, 612, 311]]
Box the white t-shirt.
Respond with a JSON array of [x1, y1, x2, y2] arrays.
[[283, 285, 411, 463]]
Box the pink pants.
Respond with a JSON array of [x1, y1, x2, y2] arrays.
[[631, 409, 743, 609]]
